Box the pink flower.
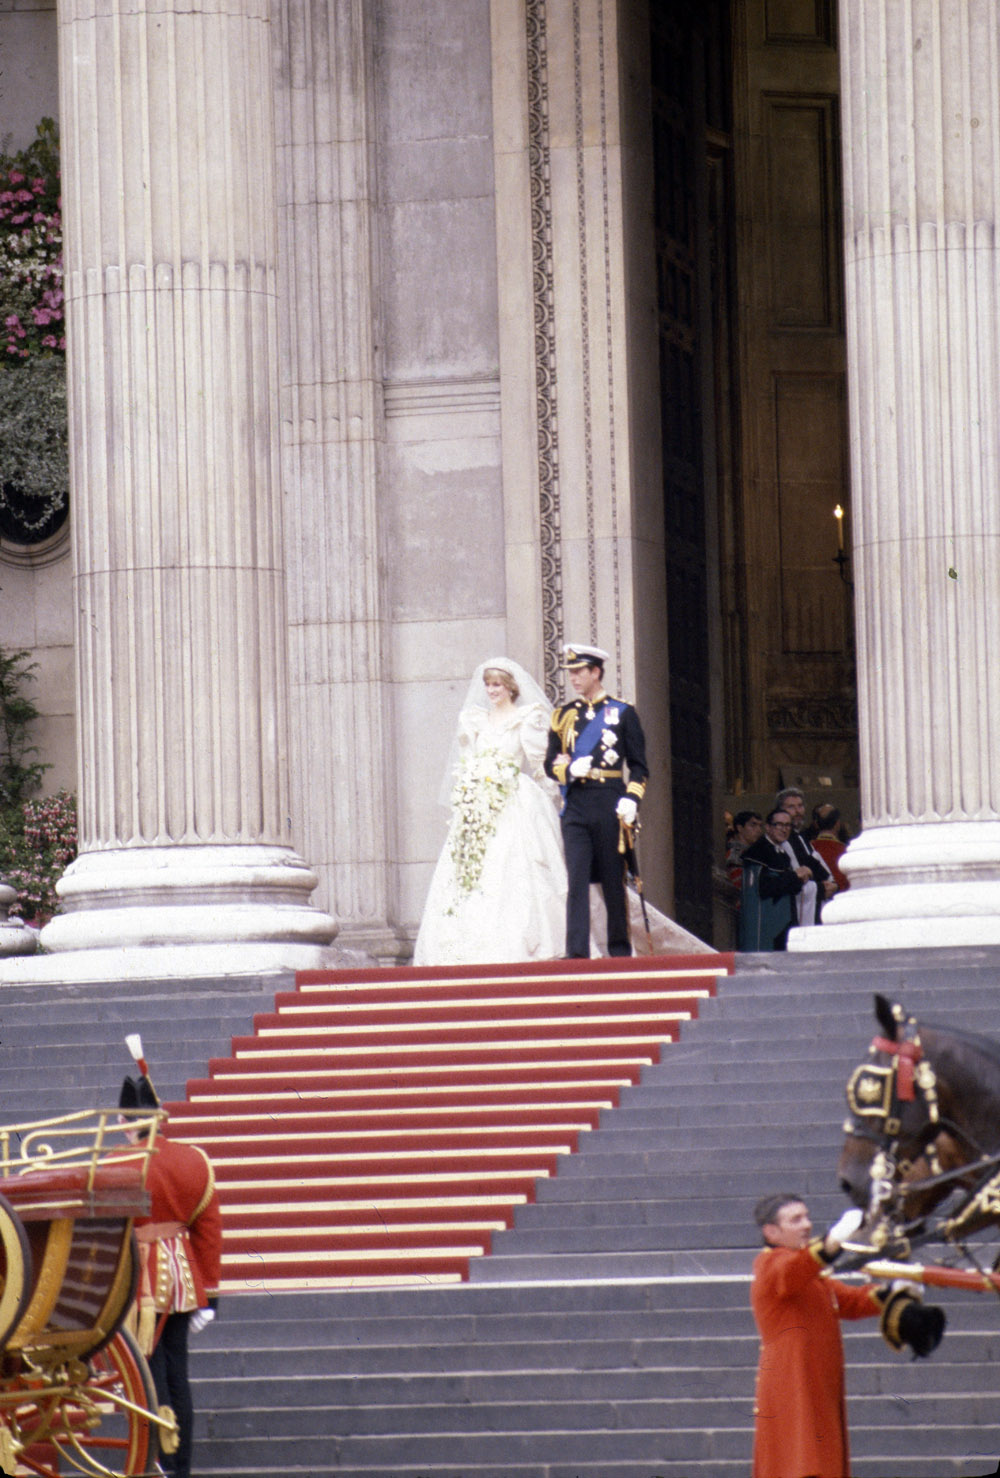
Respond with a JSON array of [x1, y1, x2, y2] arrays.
[[7, 169, 24, 184]]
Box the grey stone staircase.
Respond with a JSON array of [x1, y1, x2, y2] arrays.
[[190, 1280, 1000, 1477], [3, 950, 1000, 1475], [0, 973, 282, 1119]]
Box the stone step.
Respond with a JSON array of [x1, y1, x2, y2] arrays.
[[180, 1455, 1000, 1478], [5, 950, 1000, 1477], [524, 1169, 840, 1203], [191, 1418, 1000, 1468]]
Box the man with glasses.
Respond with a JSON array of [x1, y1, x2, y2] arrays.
[[740, 808, 814, 950], [776, 785, 838, 914]]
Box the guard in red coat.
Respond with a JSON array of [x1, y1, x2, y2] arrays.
[[121, 1070, 222, 1478], [750, 1194, 945, 1478]]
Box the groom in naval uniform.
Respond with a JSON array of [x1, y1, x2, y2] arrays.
[[544, 643, 649, 957]]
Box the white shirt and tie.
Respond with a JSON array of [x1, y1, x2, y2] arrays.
[[785, 830, 833, 925]]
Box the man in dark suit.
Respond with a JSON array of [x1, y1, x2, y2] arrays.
[[776, 786, 837, 921], [741, 808, 814, 950], [544, 643, 648, 958]]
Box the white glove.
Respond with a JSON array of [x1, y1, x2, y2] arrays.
[[569, 754, 593, 778], [189, 1307, 216, 1335], [616, 797, 638, 826], [826, 1207, 865, 1247]]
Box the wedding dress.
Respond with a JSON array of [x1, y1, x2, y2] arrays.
[[413, 666, 567, 966], [413, 658, 715, 965]]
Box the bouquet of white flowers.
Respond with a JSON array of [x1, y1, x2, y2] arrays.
[[448, 748, 520, 896]]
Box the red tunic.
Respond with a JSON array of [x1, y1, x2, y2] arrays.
[[751, 1243, 881, 1478], [132, 1133, 222, 1348]]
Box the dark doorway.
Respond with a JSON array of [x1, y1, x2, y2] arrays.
[[650, 0, 734, 943]]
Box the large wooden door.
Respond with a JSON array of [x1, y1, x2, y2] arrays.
[[651, 0, 732, 942], [729, 0, 857, 793], [649, 0, 855, 943]]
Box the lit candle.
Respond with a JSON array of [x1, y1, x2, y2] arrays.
[[834, 504, 844, 552]]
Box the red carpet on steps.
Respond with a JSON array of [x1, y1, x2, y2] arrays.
[[165, 953, 733, 1291]]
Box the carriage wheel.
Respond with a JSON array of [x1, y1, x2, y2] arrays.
[[0, 1190, 31, 1348], [9, 1327, 165, 1477]]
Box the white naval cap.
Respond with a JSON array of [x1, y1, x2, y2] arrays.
[[562, 643, 609, 669]]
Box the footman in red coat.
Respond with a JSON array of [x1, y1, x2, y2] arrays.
[[750, 1193, 945, 1478], [120, 1065, 222, 1478]]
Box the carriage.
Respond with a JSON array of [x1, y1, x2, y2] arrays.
[[0, 1106, 177, 1476]]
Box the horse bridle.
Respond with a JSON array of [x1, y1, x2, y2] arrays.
[[844, 1014, 941, 1167], [844, 1005, 1000, 1253]]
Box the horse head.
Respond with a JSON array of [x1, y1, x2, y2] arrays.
[[839, 994, 1000, 1252], [838, 995, 951, 1248]]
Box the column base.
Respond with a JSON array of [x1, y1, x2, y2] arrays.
[[39, 844, 338, 953], [0, 940, 346, 985], [788, 821, 1000, 952], [334, 924, 415, 966]]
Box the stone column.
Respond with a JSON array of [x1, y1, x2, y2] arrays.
[[43, 0, 337, 964], [490, 0, 674, 905], [274, 0, 396, 955], [791, 1, 1000, 949]]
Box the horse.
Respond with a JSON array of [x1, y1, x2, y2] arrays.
[[838, 994, 1000, 1259]]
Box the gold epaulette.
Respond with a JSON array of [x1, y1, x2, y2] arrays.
[[809, 1236, 836, 1266], [552, 704, 578, 749]]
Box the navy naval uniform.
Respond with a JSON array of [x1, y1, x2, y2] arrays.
[[544, 692, 648, 957]]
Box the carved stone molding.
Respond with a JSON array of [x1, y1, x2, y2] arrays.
[[766, 695, 858, 740], [525, 0, 564, 701], [383, 378, 501, 420]]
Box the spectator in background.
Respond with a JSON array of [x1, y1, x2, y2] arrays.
[[740, 809, 814, 950], [809, 803, 850, 892], [775, 786, 836, 918], [726, 810, 764, 889]]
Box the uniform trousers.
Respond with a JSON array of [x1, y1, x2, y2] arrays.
[[149, 1311, 193, 1478], [561, 784, 630, 957]]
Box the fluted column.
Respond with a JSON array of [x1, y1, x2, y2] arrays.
[[792, 1, 1000, 949], [43, 0, 337, 960], [274, 0, 394, 952]]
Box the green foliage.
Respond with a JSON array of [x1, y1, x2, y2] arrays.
[[0, 356, 67, 531], [0, 645, 74, 921], [0, 647, 47, 808], [0, 118, 67, 541], [0, 788, 77, 922]]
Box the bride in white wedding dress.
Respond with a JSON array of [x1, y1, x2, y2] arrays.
[[413, 657, 715, 965], [413, 658, 567, 965]]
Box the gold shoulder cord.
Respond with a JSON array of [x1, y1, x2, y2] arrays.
[[552, 706, 578, 750]]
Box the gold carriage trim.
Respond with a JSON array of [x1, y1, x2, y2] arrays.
[[0, 1108, 164, 1194]]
